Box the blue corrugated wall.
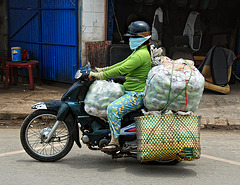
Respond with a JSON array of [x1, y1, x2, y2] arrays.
[[8, 0, 79, 83]]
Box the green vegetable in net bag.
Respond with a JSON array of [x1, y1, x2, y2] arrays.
[[84, 80, 125, 117], [144, 59, 205, 112]]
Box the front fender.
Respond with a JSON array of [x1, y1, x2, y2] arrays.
[[64, 111, 82, 148], [57, 103, 82, 148], [32, 100, 62, 112], [56, 103, 70, 121]]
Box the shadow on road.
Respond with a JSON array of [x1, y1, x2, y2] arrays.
[[57, 154, 197, 178]]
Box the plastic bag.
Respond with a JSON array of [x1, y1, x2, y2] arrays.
[[84, 80, 125, 117], [144, 58, 205, 112]]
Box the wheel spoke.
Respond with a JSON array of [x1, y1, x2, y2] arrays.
[[56, 126, 66, 135], [58, 141, 65, 149], [21, 110, 73, 161], [37, 143, 49, 154], [52, 144, 61, 153], [28, 128, 40, 136], [29, 138, 41, 149], [50, 143, 56, 155]]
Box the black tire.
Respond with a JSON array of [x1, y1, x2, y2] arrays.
[[20, 110, 74, 162], [143, 159, 181, 165], [154, 159, 181, 165]]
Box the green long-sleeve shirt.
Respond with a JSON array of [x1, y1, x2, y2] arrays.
[[103, 45, 151, 92]]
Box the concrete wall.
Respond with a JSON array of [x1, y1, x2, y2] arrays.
[[81, 0, 106, 65], [0, 0, 8, 58]]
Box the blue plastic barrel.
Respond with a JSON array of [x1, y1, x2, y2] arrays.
[[11, 47, 22, 61]]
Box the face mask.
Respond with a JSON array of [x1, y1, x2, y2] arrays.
[[129, 35, 151, 51]]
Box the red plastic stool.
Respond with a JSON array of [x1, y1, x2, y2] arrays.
[[5, 60, 41, 90]]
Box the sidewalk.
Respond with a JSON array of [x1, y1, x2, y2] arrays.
[[0, 79, 239, 128], [0, 80, 71, 127]]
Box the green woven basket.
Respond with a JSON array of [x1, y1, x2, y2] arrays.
[[135, 114, 201, 162]]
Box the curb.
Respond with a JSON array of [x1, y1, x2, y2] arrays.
[[201, 117, 240, 126], [1, 113, 240, 130], [0, 113, 27, 126]]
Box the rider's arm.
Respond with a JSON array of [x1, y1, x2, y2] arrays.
[[103, 52, 143, 79], [107, 52, 134, 71]]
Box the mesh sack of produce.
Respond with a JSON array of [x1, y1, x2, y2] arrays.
[[135, 114, 201, 162], [84, 80, 125, 117], [144, 59, 205, 112]]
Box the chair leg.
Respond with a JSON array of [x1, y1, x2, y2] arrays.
[[28, 65, 34, 90]]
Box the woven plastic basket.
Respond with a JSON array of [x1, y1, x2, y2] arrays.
[[135, 114, 201, 162]]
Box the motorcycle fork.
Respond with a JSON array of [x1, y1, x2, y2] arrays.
[[43, 120, 61, 143]]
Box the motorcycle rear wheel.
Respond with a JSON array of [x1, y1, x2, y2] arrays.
[[143, 159, 181, 165], [154, 159, 181, 165], [20, 110, 74, 162]]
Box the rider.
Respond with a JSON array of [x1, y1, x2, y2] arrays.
[[89, 21, 152, 152]]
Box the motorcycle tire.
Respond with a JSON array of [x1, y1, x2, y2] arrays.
[[143, 159, 181, 165], [154, 159, 181, 165], [20, 109, 74, 162]]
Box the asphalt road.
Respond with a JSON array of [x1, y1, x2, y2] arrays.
[[0, 129, 240, 185]]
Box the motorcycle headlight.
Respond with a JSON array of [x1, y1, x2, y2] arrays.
[[75, 63, 91, 79], [74, 70, 82, 79]]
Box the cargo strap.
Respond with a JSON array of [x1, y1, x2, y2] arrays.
[[144, 60, 193, 113], [162, 60, 193, 113]]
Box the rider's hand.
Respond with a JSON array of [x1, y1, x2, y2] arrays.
[[89, 71, 105, 80], [95, 67, 108, 72]]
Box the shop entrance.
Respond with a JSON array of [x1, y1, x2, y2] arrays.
[[109, 0, 240, 56]]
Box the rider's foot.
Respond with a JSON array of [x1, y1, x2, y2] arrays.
[[101, 143, 120, 152], [101, 135, 120, 152]]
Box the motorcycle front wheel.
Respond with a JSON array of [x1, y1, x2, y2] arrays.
[[20, 110, 74, 162]]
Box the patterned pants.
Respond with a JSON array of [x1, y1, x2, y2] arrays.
[[107, 91, 144, 138]]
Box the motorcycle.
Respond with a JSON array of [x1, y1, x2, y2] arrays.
[[20, 64, 180, 165]]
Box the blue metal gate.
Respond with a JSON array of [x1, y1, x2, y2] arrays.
[[8, 0, 79, 82]]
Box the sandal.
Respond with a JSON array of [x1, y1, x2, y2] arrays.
[[101, 144, 120, 152]]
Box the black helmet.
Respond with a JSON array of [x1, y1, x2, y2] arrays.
[[124, 21, 151, 37]]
